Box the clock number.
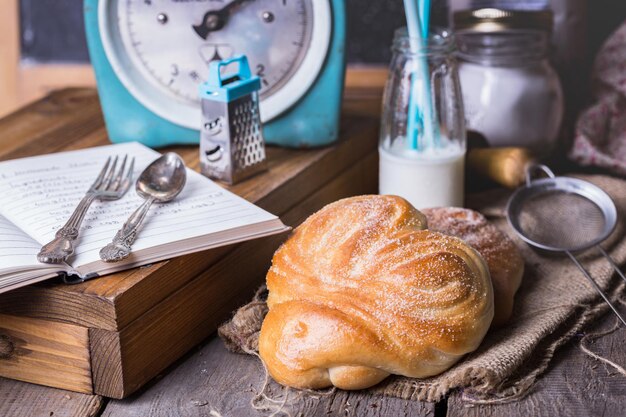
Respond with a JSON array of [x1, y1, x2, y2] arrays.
[[256, 64, 269, 87], [189, 71, 201, 82], [171, 64, 179, 77], [282, 0, 287, 5], [144, 0, 152, 5]]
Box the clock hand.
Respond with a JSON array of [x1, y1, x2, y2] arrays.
[[193, 0, 255, 40]]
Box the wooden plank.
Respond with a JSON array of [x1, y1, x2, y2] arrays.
[[0, 64, 382, 122], [18, 65, 96, 111], [0, 88, 104, 160], [446, 315, 626, 417], [0, 314, 92, 393], [0, 377, 102, 417], [90, 149, 379, 398], [344, 65, 387, 104], [0, 0, 19, 118], [0, 90, 380, 332], [101, 334, 434, 417], [345, 65, 387, 90]]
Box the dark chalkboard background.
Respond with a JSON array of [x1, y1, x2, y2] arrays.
[[19, 0, 447, 65], [18, 0, 626, 65], [20, 0, 89, 63]]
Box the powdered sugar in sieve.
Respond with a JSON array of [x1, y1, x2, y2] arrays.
[[507, 165, 626, 326]]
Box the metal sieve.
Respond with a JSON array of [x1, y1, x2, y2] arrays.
[[507, 165, 626, 326]]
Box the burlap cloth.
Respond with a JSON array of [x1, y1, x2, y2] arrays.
[[219, 174, 626, 403]]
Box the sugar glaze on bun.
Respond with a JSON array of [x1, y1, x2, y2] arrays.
[[422, 207, 523, 327], [259, 195, 494, 390]]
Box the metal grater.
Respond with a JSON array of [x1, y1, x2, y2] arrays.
[[199, 55, 267, 185]]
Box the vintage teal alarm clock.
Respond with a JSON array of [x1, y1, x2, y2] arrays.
[[84, 0, 346, 148]]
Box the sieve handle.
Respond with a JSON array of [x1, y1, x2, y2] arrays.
[[467, 147, 535, 188], [597, 246, 626, 285], [525, 164, 555, 187], [566, 251, 626, 327]]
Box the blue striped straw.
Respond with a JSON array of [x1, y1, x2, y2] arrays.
[[403, 0, 440, 151], [419, 0, 431, 39], [419, 0, 440, 148], [403, 0, 422, 150]]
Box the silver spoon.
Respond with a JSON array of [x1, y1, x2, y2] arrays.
[[99, 152, 187, 263]]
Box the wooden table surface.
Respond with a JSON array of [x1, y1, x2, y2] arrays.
[[1, 89, 626, 417]]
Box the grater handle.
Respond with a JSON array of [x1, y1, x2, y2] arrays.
[[209, 55, 252, 87]]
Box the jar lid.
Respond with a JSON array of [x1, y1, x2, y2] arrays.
[[453, 8, 553, 33]]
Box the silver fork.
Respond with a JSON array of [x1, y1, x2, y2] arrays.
[[37, 155, 135, 264]]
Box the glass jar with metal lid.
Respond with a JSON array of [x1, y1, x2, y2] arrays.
[[453, 8, 564, 152]]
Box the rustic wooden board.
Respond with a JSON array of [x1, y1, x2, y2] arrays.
[[447, 313, 626, 417], [90, 150, 379, 398], [0, 89, 105, 160], [0, 88, 380, 333], [101, 336, 435, 417], [3, 314, 624, 417], [0, 377, 102, 417], [0, 313, 92, 393]]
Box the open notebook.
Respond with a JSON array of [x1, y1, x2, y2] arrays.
[[0, 142, 289, 294]]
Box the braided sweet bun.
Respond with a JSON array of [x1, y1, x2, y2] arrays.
[[422, 207, 524, 327], [259, 195, 494, 390]]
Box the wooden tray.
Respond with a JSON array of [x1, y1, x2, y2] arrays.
[[0, 89, 379, 398]]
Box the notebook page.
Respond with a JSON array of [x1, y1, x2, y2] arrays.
[[0, 214, 41, 271], [0, 142, 281, 270]]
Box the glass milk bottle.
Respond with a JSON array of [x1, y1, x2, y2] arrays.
[[379, 29, 466, 209]]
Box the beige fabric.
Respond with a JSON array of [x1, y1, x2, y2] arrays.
[[219, 174, 626, 402]]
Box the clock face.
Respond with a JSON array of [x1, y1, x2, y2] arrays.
[[99, 0, 332, 128]]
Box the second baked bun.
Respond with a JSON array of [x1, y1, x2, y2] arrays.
[[259, 196, 494, 391], [422, 207, 524, 327]]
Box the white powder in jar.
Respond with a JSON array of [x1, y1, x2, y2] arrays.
[[458, 60, 564, 151]]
